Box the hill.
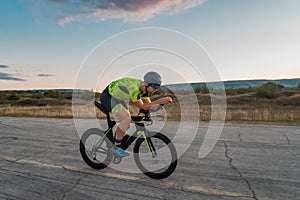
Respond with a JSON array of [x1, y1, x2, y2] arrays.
[[162, 78, 300, 91]]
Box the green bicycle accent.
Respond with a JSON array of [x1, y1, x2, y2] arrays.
[[136, 130, 153, 157], [134, 121, 144, 123], [136, 131, 143, 135], [92, 128, 111, 152]]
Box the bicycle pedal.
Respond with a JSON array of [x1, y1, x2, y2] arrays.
[[111, 155, 122, 164]]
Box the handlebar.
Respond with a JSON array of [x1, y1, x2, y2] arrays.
[[150, 104, 164, 112], [138, 104, 165, 122]]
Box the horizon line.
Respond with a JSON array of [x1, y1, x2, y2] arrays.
[[1, 77, 299, 91]]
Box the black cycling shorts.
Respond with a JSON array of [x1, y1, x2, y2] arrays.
[[100, 87, 128, 114]]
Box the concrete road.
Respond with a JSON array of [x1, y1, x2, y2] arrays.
[[0, 117, 299, 200]]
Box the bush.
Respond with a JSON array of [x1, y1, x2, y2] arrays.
[[194, 84, 209, 94], [255, 82, 284, 99], [7, 93, 20, 101], [32, 93, 43, 99], [226, 88, 255, 96], [61, 93, 72, 100], [226, 89, 237, 95], [11, 99, 47, 107], [236, 88, 255, 94], [0, 92, 8, 104], [296, 83, 300, 90], [76, 91, 95, 100], [44, 90, 61, 98]]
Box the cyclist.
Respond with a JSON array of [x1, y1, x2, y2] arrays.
[[100, 71, 172, 157]]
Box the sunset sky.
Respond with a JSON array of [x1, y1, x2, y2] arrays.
[[1, 0, 300, 91]]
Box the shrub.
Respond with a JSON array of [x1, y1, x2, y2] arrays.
[[236, 88, 255, 94], [226, 89, 237, 95], [76, 91, 95, 100], [32, 93, 43, 99], [11, 99, 47, 107], [255, 82, 284, 99], [7, 93, 20, 101], [296, 83, 300, 90], [0, 92, 8, 104], [194, 84, 209, 94], [61, 93, 72, 100], [44, 90, 61, 98]]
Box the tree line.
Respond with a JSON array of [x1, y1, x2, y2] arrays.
[[1, 82, 299, 104]]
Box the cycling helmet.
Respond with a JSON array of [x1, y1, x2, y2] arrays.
[[143, 71, 162, 85]]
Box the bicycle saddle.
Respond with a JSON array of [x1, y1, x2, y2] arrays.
[[94, 100, 107, 114]]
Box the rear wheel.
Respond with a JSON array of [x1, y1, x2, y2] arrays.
[[134, 132, 177, 179], [80, 128, 112, 169]]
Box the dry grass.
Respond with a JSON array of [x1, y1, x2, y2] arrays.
[[222, 105, 299, 124], [1, 93, 300, 125], [157, 93, 300, 124], [162, 104, 300, 124], [0, 105, 107, 119], [0, 105, 73, 118]]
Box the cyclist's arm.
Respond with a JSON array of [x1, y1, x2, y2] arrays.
[[133, 97, 171, 110], [141, 97, 151, 104]]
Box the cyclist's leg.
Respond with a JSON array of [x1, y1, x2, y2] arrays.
[[101, 90, 130, 157], [111, 104, 130, 146], [110, 104, 130, 157]]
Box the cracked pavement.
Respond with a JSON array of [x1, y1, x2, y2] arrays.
[[0, 117, 299, 199], [224, 141, 257, 200]]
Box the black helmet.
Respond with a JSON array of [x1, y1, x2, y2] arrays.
[[143, 71, 162, 85]]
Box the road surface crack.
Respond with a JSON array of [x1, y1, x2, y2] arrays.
[[283, 134, 291, 145], [61, 174, 87, 200], [0, 146, 55, 169], [0, 136, 18, 144], [224, 141, 257, 200], [0, 121, 36, 132], [238, 132, 243, 142]]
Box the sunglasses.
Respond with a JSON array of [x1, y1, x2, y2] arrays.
[[149, 83, 161, 89]]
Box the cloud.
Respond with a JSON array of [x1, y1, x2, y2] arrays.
[[36, 0, 206, 25], [0, 72, 26, 81], [38, 73, 55, 77], [0, 65, 9, 68], [56, 16, 74, 26]]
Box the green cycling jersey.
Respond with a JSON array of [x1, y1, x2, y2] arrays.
[[108, 77, 149, 102]]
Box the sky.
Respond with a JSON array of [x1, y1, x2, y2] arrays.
[[0, 0, 300, 91]]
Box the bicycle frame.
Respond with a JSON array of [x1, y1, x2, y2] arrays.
[[92, 120, 156, 158], [92, 101, 156, 157]]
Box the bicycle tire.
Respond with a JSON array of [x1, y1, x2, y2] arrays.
[[133, 132, 177, 179], [80, 128, 112, 169]]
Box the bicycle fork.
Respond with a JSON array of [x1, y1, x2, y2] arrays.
[[138, 131, 157, 158]]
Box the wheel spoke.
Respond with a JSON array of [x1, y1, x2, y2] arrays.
[[80, 129, 112, 169], [97, 147, 109, 154], [134, 133, 177, 179]]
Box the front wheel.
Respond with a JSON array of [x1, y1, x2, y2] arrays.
[[80, 128, 112, 169], [134, 132, 177, 179]]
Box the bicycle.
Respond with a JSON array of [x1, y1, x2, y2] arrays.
[[79, 100, 178, 179]]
